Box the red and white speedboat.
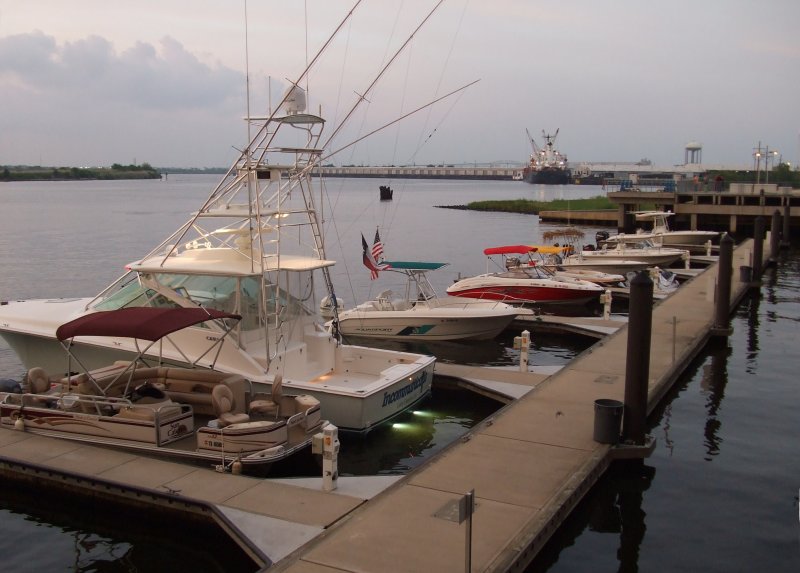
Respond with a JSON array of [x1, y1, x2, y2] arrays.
[[446, 246, 603, 305]]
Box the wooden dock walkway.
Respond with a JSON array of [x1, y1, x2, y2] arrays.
[[0, 429, 402, 568], [269, 240, 757, 573], [515, 313, 627, 339], [0, 239, 761, 572]]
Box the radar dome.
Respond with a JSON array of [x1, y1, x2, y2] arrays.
[[281, 85, 306, 115]]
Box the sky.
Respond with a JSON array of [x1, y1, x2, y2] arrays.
[[1, 0, 798, 169]]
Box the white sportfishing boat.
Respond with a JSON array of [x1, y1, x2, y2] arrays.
[[0, 9, 447, 433], [541, 228, 651, 275], [606, 211, 720, 246], [330, 261, 529, 341], [446, 246, 603, 305], [570, 237, 688, 267], [0, 308, 325, 471]]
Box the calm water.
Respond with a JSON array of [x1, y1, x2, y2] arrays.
[[530, 249, 800, 572], [1, 176, 797, 571]]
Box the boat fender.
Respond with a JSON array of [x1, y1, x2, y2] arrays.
[[231, 458, 243, 475], [14, 416, 25, 431]]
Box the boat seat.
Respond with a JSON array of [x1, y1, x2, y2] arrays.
[[211, 384, 250, 427], [376, 290, 394, 310], [26, 367, 51, 394], [391, 299, 410, 311], [250, 374, 282, 419]]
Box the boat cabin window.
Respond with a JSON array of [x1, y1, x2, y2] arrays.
[[93, 274, 181, 311], [92, 270, 317, 328]]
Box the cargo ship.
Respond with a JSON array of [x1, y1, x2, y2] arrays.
[[522, 129, 570, 185]]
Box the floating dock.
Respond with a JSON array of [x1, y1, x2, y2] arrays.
[[0, 239, 763, 572]]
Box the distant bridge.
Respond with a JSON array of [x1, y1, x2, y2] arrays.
[[319, 165, 519, 180]]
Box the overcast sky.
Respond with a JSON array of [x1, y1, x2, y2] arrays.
[[1, 0, 798, 169]]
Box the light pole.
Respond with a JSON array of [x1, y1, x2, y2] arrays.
[[764, 147, 779, 184], [753, 142, 762, 185]]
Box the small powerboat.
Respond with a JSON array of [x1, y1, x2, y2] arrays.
[[329, 262, 529, 341], [527, 246, 626, 285], [446, 246, 603, 305], [606, 211, 719, 246], [573, 236, 688, 267], [0, 307, 326, 471]]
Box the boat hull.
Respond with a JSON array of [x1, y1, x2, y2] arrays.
[[559, 258, 651, 275], [523, 168, 570, 185], [280, 354, 435, 433], [655, 231, 720, 246], [446, 277, 601, 305], [576, 250, 684, 266], [0, 298, 436, 433], [335, 299, 520, 341]]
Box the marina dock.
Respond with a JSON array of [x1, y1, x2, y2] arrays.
[[265, 239, 758, 572], [0, 238, 765, 572]]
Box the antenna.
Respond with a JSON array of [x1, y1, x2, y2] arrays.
[[244, 0, 252, 158]]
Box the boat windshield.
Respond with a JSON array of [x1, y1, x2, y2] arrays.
[[623, 239, 656, 249], [92, 270, 317, 334]]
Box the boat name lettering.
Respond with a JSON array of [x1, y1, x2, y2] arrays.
[[205, 335, 219, 341], [381, 371, 428, 408]]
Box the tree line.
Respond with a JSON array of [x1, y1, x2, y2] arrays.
[[2, 163, 161, 181]]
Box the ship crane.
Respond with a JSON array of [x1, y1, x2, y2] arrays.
[[525, 128, 541, 156]]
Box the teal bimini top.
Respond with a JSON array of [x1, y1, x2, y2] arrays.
[[380, 261, 449, 271]]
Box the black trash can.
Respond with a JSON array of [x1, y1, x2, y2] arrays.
[[739, 265, 753, 283], [593, 399, 623, 444]]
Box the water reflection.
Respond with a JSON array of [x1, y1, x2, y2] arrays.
[[699, 340, 731, 461], [529, 337, 736, 572], [527, 462, 656, 573], [742, 291, 761, 372], [342, 329, 593, 368], [1, 480, 256, 572]]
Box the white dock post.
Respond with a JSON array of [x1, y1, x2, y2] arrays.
[[705, 240, 712, 257], [600, 289, 613, 320], [514, 330, 530, 372], [322, 423, 339, 492]]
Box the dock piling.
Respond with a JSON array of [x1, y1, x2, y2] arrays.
[[753, 216, 765, 282], [712, 234, 734, 337], [782, 203, 791, 248], [622, 271, 653, 446], [770, 210, 781, 262]]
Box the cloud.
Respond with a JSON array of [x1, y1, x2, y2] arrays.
[[0, 31, 242, 110], [0, 31, 247, 166]]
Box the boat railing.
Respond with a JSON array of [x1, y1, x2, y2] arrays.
[[9, 390, 190, 420]]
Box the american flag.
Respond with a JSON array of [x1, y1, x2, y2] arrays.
[[371, 228, 384, 262], [362, 233, 389, 280]]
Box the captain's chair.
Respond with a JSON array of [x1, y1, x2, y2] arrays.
[[211, 384, 250, 427], [250, 375, 283, 419]]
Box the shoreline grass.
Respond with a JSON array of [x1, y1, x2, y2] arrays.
[[437, 196, 614, 214]]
